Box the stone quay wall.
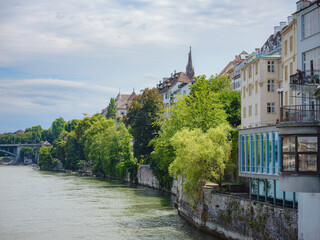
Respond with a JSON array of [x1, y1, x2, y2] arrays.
[[136, 165, 298, 240]]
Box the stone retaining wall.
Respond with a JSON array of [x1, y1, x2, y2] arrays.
[[136, 165, 298, 240]]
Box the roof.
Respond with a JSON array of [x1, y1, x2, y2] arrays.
[[157, 72, 193, 94], [42, 140, 52, 146]]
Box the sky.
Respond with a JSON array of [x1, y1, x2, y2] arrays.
[[0, 0, 296, 132]]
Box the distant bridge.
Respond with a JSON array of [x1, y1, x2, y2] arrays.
[[0, 144, 40, 164]]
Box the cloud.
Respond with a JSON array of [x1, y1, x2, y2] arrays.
[[0, 78, 118, 116]]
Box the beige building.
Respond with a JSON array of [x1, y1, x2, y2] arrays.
[[281, 17, 297, 107], [241, 55, 281, 128]]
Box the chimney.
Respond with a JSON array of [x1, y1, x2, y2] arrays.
[[287, 15, 294, 25], [296, 0, 310, 11], [171, 73, 173, 77], [174, 70, 176, 74], [255, 48, 260, 53], [274, 26, 281, 35], [280, 21, 287, 30]]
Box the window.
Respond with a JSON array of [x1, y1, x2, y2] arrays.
[[267, 61, 275, 72], [243, 70, 246, 81], [285, 91, 288, 106], [285, 65, 288, 81], [284, 40, 288, 56], [255, 103, 258, 115], [243, 107, 246, 118], [249, 66, 252, 78], [255, 63, 258, 75], [289, 36, 293, 52], [267, 103, 275, 113], [249, 105, 252, 117], [282, 135, 318, 172], [255, 81, 258, 94], [183, 90, 186, 94], [243, 87, 246, 98], [289, 62, 293, 76], [302, 8, 320, 39], [249, 84, 252, 96], [267, 80, 275, 92]]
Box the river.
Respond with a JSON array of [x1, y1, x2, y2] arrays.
[[0, 166, 220, 240]]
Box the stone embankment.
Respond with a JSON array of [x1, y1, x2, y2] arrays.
[[137, 165, 298, 240]]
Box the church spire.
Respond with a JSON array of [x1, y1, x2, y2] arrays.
[[186, 46, 195, 80]]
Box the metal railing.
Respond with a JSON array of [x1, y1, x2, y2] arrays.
[[290, 70, 320, 85], [281, 104, 320, 123]]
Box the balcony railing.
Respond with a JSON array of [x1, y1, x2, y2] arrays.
[[281, 104, 320, 123], [290, 70, 320, 85]]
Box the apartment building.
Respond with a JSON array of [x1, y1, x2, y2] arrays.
[[277, 1, 320, 239], [218, 51, 248, 91]]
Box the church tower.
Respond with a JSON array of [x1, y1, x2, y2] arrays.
[[186, 46, 195, 80]]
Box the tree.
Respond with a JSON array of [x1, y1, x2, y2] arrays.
[[38, 146, 56, 170], [65, 131, 81, 170], [151, 75, 229, 189], [51, 117, 66, 140], [169, 124, 232, 205], [41, 128, 54, 143], [125, 88, 164, 162], [105, 98, 117, 120], [25, 125, 43, 143], [65, 119, 80, 132]]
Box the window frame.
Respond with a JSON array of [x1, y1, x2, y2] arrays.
[[281, 134, 320, 174]]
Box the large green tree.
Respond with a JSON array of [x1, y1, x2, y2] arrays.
[[51, 117, 66, 140], [125, 88, 164, 162], [105, 98, 117, 120], [151, 75, 230, 189], [169, 124, 232, 204], [65, 131, 81, 170]]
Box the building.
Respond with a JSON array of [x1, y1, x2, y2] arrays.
[[239, 1, 320, 238], [238, 19, 300, 209], [157, 48, 196, 106], [101, 91, 137, 118], [277, 1, 320, 239], [219, 51, 248, 91]]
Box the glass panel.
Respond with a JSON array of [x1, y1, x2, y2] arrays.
[[252, 135, 255, 172], [257, 135, 261, 172], [267, 180, 274, 200], [251, 178, 258, 196], [241, 136, 245, 171], [274, 133, 279, 173], [283, 153, 295, 171], [299, 154, 317, 171], [246, 136, 250, 172], [262, 134, 266, 173], [298, 136, 317, 152], [259, 180, 266, 200], [268, 133, 272, 173], [282, 136, 295, 152]]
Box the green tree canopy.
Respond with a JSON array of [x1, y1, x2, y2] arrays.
[[105, 98, 117, 120], [25, 125, 43, 143], [65, 119, 80, 132], [51, 117, 66, 140], [38, 146, 56, 170], [169, 124, 232, 204], [125, 88, 164, 162], [151, 75, 230, 189]]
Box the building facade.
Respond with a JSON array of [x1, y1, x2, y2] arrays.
[[157, 48, 195, 106]]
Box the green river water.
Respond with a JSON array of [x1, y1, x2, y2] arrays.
[[0, 166, 221, 240]]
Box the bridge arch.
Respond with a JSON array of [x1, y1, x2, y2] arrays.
[[0, 150, 16, 156]]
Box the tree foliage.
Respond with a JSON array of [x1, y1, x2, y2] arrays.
[[51, 117, 66, 140], [38, 146, 56, 170], [125, 88, 164, 162], [151, 75, 230, 189], [169, 124, 232, 204], [105, 98, 117, 120]]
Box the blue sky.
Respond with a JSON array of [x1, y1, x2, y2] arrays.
[[0, 0, 296, 132]]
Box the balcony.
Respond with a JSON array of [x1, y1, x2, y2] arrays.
[[290, 70, 320, 85], [281, 104, 320, 123]]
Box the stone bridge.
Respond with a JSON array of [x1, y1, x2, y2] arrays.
[[0, 144, 40, 164]]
